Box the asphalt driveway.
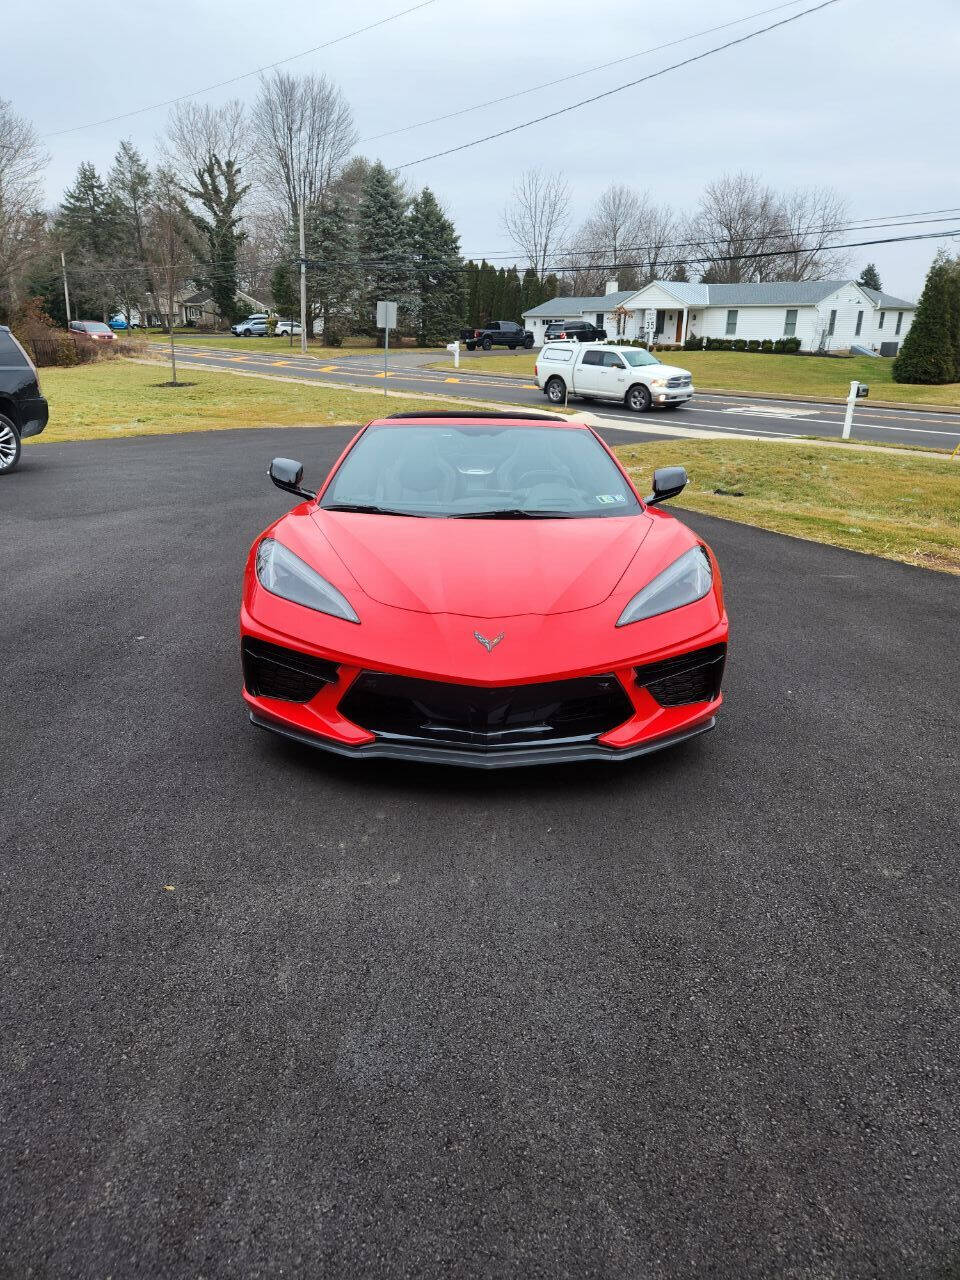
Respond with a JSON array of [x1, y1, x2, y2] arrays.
[[2, 429, 959, 1278]]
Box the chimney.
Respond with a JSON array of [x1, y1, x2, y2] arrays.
[[605, 279, 619, 295]]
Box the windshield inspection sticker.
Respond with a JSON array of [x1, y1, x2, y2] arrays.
[[597, 494, 627, 504]]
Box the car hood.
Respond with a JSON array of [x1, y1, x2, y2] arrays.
[[311, 510, 654, 618], [639, 363, 691, 379]]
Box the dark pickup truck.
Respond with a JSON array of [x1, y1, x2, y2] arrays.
[[0, 326, 48, 474], [460, 321, 534, 352]]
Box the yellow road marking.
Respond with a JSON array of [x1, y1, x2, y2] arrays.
[[318, 365, 338, 372], [444, 377, 461, 383], [271, 360, 293, 366]]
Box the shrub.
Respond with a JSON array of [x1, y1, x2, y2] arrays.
[[761, 339, 774, 353], [746, 339, 761, 352], [732, 338, 747, 351], [684, 335, 704, 350]]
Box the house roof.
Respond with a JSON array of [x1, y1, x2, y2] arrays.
[[860, 286, 915, 309], [182, 291, 213, 306], [523, 290, 637, 318]]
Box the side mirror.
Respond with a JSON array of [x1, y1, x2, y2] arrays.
[[269, 457, 316, 500], [645, 465, 688, 506]]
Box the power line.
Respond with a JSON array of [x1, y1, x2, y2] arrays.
[[395, 0, 842, 169], [41, 0, 440, 139], [359, 0, 813, 144]]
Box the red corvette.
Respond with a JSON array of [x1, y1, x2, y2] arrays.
[[240, 411, 728, 769]]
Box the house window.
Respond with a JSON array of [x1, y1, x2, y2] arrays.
[[855, 310, 863, 336], [878, 312, 885, 329], [896, 311, 904, 334], [725, 309, 738, 336], [784, 309, 798, 337], [828, 309, 837, 336], [596, 313, 604, 327]]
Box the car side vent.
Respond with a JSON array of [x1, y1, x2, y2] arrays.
[[242, 637, 339, 702], [635, 643, 726, 707]]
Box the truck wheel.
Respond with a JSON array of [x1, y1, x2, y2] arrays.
[[626, 384, 652, 413], [524, 335, 534, 348], [0, 414, 22, 474], [545, 377, 566, 405], [465, 342, 476, 352], [243, 328, 252, 337], [481, 337, 493, 351]]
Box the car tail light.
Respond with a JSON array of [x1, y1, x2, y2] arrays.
[[474, 330, 481, 338]]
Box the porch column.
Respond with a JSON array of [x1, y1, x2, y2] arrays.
[[680, 308, 688, 344]]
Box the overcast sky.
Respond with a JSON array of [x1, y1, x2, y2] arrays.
[[7, 0, 958, 298]]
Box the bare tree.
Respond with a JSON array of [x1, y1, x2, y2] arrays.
[[770, 185, 850, 281], [164, 99, 249, 181], [143, 170, 200, 385], [688, 171, 782, 283], [0, 99, 49, 318], [563, 184, 678, 294], [501, 168, 570, 279], [251, 71, 357, 224]]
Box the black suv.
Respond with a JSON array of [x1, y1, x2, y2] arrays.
[[0, 326, 48, 474], [544, 320, 607, 342]]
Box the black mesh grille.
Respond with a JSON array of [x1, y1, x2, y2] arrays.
[[242, 637, 339, 702], [339, 673, 633, 751], [635, 643, 726, 707]]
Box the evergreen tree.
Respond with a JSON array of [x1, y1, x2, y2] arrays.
[[463, 260, 480, 328], [355, 161, 413, 334], [671, 260, 690, 283], [857, 262, 882, 292], [520, 267, 541, 316], [306, 195, 358, 342], [892, 252, 957, 384], [57, 162, 122, 319], [271, 262, 298, 319], [476, 260, 497, 324], [542, 273, 560, 303], [180, 156, 249, 327], [108, 140, 155, 322], [409, 188, 462, 345], [501, 266, 522, 321], [490, 267, 506, 319]]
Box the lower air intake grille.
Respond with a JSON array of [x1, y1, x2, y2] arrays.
[[242, 637, 339, 702], [635, 643, 726, 707], [339, 673, 633, 751]]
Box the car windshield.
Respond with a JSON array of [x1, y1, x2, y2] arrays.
[[83, 322, 112, 335], [621, 349, 660, 367], [320, 423, 642, 518]]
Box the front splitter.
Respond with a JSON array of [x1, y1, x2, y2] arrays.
[[249, 710, 716, 770]]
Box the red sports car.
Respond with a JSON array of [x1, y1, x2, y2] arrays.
[[240, 411, 728, 769]]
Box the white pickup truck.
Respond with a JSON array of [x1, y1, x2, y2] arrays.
[[534, 342, 694, 413]]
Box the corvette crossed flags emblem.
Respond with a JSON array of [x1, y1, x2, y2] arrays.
[[474, 631, 504, 653]]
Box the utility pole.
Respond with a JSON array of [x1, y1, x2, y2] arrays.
[[60, 251, 71, 326], [298, 202, 308, 355]]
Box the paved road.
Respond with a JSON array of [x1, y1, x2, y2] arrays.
[[3, 429, 959, 1278], [163, 341, 960, 451]]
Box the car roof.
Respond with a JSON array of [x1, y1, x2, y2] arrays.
[[369, 410, 582, 430]]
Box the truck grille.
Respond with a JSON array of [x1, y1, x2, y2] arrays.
[[339, 673, 633, 751], [634, 644, 726, 706], [242, 637, 339, 702], [667, 375, 692, 389]]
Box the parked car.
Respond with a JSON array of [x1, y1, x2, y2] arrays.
[[274, 318, 302, 337], [459, 321, 534, 352], [535, 342, 694, 412], [69, 320, 116, 343], [0, 326, 48, 474], [231, 314, 269, 337], [543, 320, 607, 343], [241, 410, 727, 768], [108, 315, 129, 331]]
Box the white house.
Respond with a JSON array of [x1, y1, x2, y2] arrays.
[[523, 279, 916, 354]]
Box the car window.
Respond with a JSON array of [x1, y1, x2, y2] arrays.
[[622, 349, 661, 367], [321, 424, 641, 518], [0, 331, 29, 367], [601, 351, 625, 368], [541, 346, 572, 362], [582, 350, 604, 365]]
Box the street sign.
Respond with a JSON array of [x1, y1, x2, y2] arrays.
[[376, 300, 398, 329]]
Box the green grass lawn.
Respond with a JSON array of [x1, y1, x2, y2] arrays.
[[616, 439, 960, 574], [27, 359, 470, 442], [146, 333, 442, 357], [433, 351, 960, 408]]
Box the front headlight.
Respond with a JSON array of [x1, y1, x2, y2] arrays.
[[616, 546, 712, 626], [256, 538, 360, 623], [648, 377, 668, 387]]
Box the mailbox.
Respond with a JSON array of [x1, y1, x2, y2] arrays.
[[856, 382, 869, 398]]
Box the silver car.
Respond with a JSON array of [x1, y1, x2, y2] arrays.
[[231, 314, 268, 337]]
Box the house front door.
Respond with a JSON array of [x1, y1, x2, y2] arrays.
[[675, 312, 683, 343]]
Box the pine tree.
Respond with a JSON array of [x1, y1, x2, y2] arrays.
[[490, 268, 506, 319], [477, 260, 497, 324], [409, 187, 463, 345], [501, 266, 522, 322], [108, 140, 155, 323], [892, 252, 957, 384], [271, 262, 298, 320], [857, 262, 882, 292], [542, 273, 560, 303], [671, 260, 690, 283], [520, 267, 541, 316], [57, 162, 123, 319], [463, 260, 480, 328], [356, 161, 413, 334], [306, 196, 357, 343]]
